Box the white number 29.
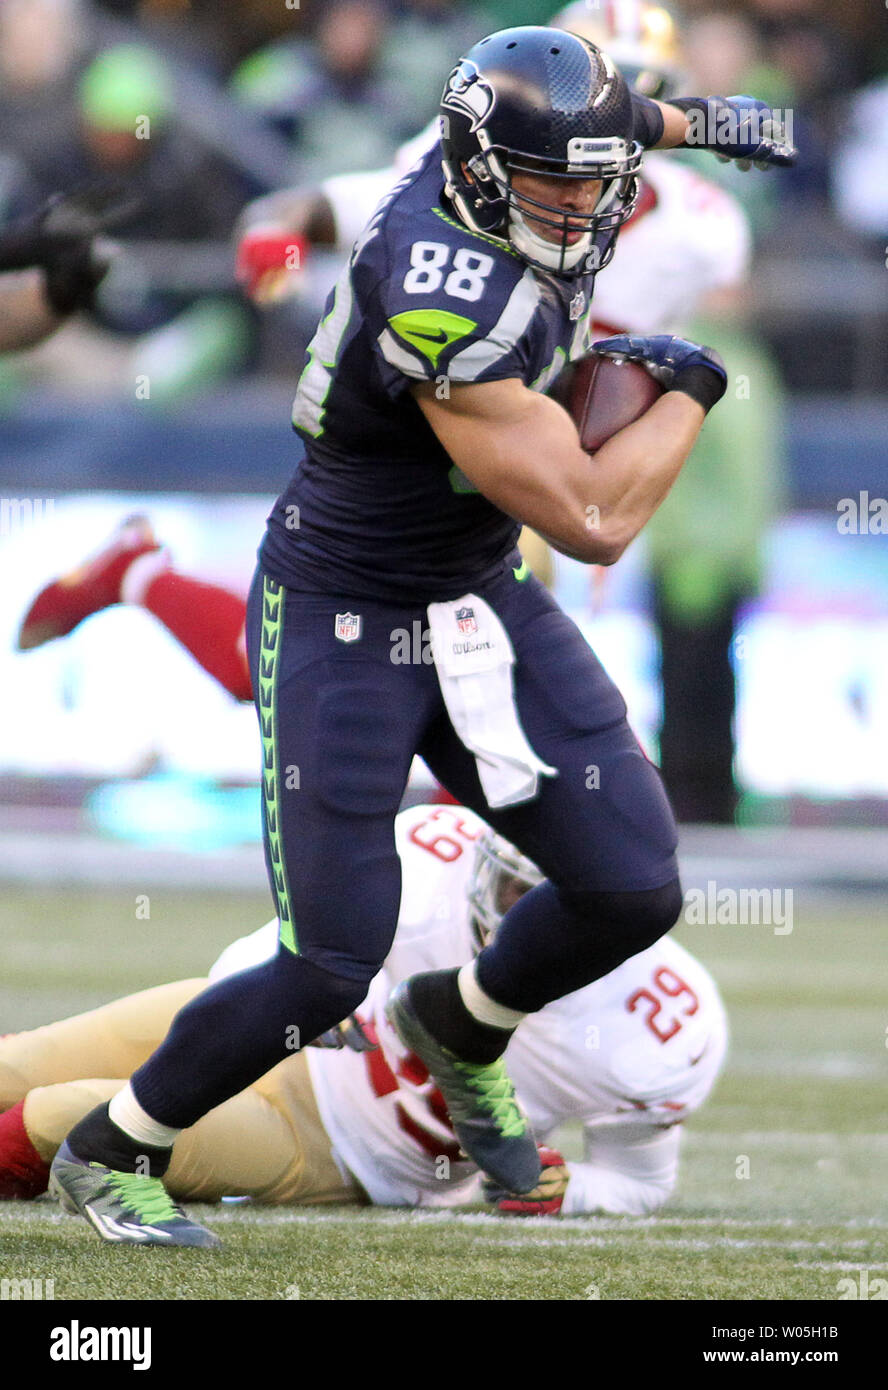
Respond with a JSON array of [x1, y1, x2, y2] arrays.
[[403, 241, 494, 303]]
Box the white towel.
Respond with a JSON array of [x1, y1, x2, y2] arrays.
[[427, 594, 557, 809]]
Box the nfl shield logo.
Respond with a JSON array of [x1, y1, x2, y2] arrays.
[[335, 612, 362, 643], [569, 290, 586, 321], [455, 606, 477, 635]]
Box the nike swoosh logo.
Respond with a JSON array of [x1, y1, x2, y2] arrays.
[[512, 558, 530, 581], [408, 328, 449, 344]]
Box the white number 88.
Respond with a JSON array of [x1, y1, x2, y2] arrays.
[[403, 242, 493, 302]]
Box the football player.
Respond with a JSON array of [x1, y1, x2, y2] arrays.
[[18, 6, 747, 697], [0, 193, 114, 354], [1, 806, 726, 1217], [49, 26, 792, 1245], [238, 3, 750, 341]]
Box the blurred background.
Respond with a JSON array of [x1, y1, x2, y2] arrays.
[[0, 0, 886, 871], [2, 1, 885, 1252]]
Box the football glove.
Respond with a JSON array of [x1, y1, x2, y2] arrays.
[[0, 186, 132, 315], [592, 333, 727, 413], [235, 225, 308, 304], [671, 95, 797, 171], [483, 1145, 569, 1216]]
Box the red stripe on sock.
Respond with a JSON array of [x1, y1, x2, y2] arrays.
[[0, 1101, 50, 1199], [143, 572, 253, 702]]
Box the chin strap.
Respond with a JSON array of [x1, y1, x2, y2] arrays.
[[507, 206, 592, 273]]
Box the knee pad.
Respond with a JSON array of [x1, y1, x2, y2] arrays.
[[477, 876, 685, 1014], [270, 950, 372, 1023], [561, 877, 684, 966]]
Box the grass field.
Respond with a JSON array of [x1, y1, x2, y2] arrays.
[[1, 885, 886, 1302]]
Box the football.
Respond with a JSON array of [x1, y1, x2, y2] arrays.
[[568, 353, 664, 453]]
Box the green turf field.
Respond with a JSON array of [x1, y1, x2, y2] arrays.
[[1, 886, 886, 1301]]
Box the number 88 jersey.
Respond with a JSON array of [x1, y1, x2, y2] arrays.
[[260, 143, 599, 604]]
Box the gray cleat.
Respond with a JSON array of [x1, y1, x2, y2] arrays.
[[386, 980, 541, 1194], [49, 1140, 220, 1248]]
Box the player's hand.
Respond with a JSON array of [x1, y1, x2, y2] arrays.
[[309, 1013, 377, 1052], [483, 1145, 569, 1216], [717, 96, 797, 171], [673, 95, 797, 171], [0, 191, 122, 315], [235, 225, 308, 304], [592, 333, 727, 402], [593, 333, 727, 414]]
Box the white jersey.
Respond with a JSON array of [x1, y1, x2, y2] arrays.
[[210, 805, 727, 1215], [320, 128, 750, 334]]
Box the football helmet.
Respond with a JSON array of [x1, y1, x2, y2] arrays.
[[551, 0, 683, 101], [468, 829, 545, 951], [440, 26, 642, 279]]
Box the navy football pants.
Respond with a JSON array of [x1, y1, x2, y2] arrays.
[[131, 557, 681, 1128]]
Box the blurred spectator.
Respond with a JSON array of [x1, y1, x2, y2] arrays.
[[22, 44, 247, 244], [831, 78, 888, 242], [2, 40, 255, 397], [133, 0, 313, 75], [678, 12, 790, 233], [231, 0, 409, 184], [380, 1, 490, 134], [646, 295, 786, 823], [0, 0, 92, 207]]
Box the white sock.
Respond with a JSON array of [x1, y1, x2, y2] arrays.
[[108, 1082, 180, 1149], [120, 548, 170, 606], [458, 962, 526, 1031]]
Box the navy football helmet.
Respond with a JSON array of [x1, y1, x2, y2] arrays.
[[440, 26, 643, 280]]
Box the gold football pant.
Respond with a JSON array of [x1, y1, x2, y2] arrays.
[[0, 980, 358, 1206]]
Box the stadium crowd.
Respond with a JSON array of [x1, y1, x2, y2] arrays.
[[0, 0, 884, 393]]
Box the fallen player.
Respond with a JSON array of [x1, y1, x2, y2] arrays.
[[0, 805, 726, 1219]]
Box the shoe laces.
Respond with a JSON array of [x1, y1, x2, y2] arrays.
[[452, 1058, 527, 1137], [102, 1168, 182, 1225]]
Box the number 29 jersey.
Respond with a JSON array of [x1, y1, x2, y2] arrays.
[[306, 805, 729, 1211], [259, 143, 599, 603]]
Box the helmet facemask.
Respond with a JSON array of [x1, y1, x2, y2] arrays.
[[468, 830, 545, 952], [443, 115, 643, 279]]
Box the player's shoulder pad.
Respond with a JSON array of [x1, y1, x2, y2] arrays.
[[360, 176, 540, 387]]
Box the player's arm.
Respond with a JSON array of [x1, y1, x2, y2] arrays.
[[414, 374, 705, 566], [0, 271, 62, 352], [484, 1127, 681, 1217], [633, 93, 797, 169], [237, 187, 337, 246], [0, 194, 113, 348], [236, 168, 397, 299]]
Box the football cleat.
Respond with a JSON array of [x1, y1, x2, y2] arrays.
[[386, 980, 541, 1195], [483, 1144, 570, 1216], [17, 514, 162, 651], [49, 1140, 220, 1248]]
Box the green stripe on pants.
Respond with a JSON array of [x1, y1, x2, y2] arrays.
[[257, 575, 298, 954]]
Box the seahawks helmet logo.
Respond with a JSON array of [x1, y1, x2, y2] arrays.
[[442, 60, 496, 133]]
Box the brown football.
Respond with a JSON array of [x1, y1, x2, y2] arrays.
[[568, 354, 664, 453]]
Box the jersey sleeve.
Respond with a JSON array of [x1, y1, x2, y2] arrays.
[[686, 178, 751, 293], [560, 1125, 682, 1216], [368, 224, 540, 399], [321, 166, 401, 253]]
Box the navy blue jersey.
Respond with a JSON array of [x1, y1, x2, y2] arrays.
[[260, 145, 599, 601]]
